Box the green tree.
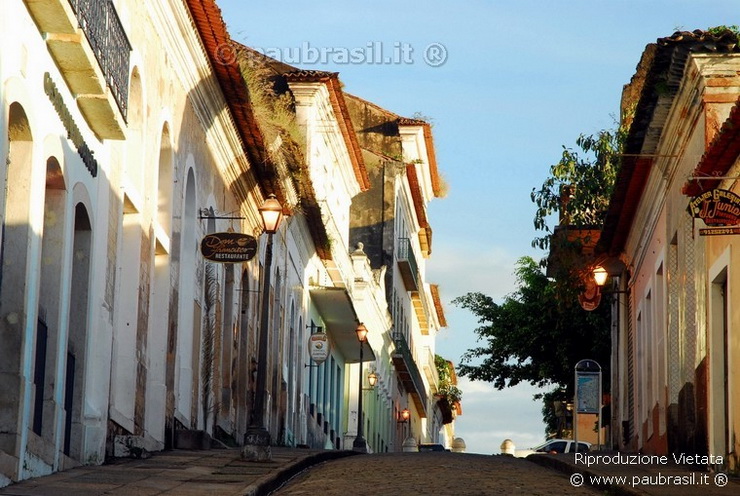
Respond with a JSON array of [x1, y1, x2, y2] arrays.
[[454, 257, 609, 390], [530, 130, 623, 251], [454, 258, 610, 434]]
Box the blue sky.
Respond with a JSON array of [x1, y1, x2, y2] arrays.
[[217, 0, 736, 454]]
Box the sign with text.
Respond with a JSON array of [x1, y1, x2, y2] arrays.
[[688, 188, 740, 229], [576, 373, 600, 414], [308, 333, 330, 364], [699, 227, 740, 236], [200, 232, 257, 263], [574, 359, 602, 451]]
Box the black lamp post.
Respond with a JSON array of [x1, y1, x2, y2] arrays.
[[353, 323, 369, 452], [243, 194, 283, 461]]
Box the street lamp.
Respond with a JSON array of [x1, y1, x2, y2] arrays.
[[592, 266, 608, 287], [243, 194, 283, 462], [399, 408, 410, 422], [367, 371, 378, 388], [353, 323, 369, 452], [398, 408, 410, 441]]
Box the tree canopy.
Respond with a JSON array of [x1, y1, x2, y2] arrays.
[[454, 257, 610, 394], [530, 130, 623, 251]]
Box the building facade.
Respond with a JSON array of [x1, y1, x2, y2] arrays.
[[1, 0, 454, 484], [596, 30, 740, 473], [346, 96, 454, 448]]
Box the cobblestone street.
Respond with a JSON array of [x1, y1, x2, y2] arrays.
[[274, 452, 604, 495]]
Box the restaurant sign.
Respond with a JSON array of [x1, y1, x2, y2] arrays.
[[308, 332, 330, 364], [200, 232, 257, 263], [688, 188, 740, 236]]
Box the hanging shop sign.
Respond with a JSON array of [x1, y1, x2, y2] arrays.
[[578, 278, 601, 312], [308, 332, 330, 364], [688, 188, 740, 236], [200, 232, 257, 263]]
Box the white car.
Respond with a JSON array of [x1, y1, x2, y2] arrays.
[[514, 439, 591, 458]]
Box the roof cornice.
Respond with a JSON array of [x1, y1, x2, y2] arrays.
[[285, 71, 370, 191], [406, 162, 430, 230], [398, 119, 442, 197]]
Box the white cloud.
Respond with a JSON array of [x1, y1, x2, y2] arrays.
[[426, 242, 520, 302]]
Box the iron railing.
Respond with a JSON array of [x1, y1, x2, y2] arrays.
[[70, 0, 131, 119], [392, 332, 427, 406], [396, 238, 419, 289]]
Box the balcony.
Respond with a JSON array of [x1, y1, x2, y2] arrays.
[[421, 346, 439, 394], [24, 0, 131, 139], [411, 286, 431, 335], [396, 238, 419, 291], [391, 332, 427, 416]]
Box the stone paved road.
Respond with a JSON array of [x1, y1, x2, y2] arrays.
[[273, 452, 606, 495]]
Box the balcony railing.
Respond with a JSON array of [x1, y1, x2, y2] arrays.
[[391, 332, 427, 415], [396, 238, 419, 291], [70, 0, 130, 119]]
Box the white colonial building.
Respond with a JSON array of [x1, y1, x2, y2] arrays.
[[0, 0, 453, 485]]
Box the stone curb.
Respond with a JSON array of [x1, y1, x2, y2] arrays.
[[241, 450, 363, 496], [525, 454, 646, 496]]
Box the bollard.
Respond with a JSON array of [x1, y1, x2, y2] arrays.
[[402, 437, 419, 452], [451, 437, 466, 453], [500, 438, 515, 456]]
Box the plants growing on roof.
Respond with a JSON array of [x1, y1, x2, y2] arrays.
[[706, 25, 740, 39], [237, 51, 308, 197]]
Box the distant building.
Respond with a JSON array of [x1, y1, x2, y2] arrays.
[[345, 95, 453, 449]]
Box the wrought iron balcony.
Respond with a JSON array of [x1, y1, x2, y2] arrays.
[[70, 0, 131, 120], [396, 238, 419, 291], [391, 332, 427, 416], [24, 0, 130, 139]]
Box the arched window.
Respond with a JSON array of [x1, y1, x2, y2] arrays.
[[175, 168, 197, 424], [65, 203, 93, 458], [0, 102, 34, 452]]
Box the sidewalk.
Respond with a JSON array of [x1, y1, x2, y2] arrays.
[[0, 447, 359, 496], [527, 450, 740, 496]]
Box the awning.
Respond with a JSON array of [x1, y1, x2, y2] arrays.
[[309, 287, 376, 363]]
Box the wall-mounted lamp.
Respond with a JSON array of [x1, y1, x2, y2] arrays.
[[363, 371, 378, 391], [592, 266, 608, 287], [591, 265, 629, 295], [398, 408, 410, 423], [398, 408, 410, 441]]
